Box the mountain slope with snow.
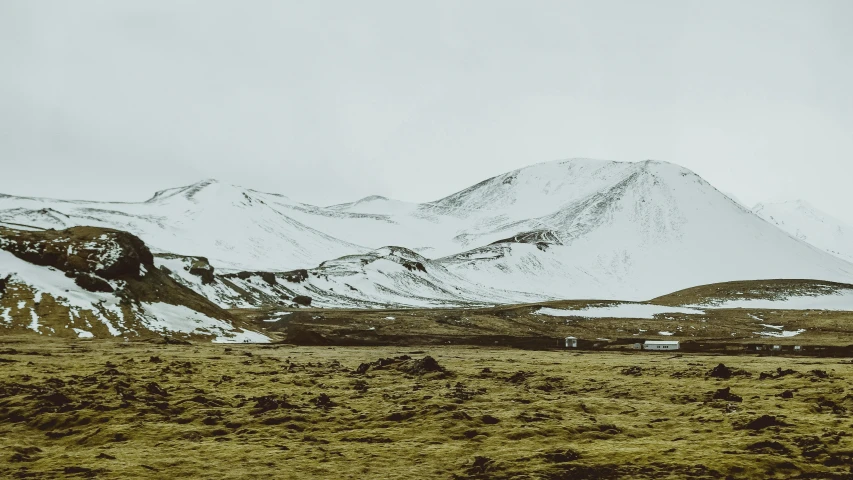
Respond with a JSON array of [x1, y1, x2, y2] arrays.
[[437, 161, 853, 300], [753, 200, 853, 263], [2, 159, 852, 306], [0, 226, 268, 341], [0, 180, 369, 271]]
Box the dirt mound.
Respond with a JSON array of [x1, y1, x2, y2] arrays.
[[708, 363, 750, 379], [312, 393, 334, 409], [356, 355, 410, 374], [355, 355, 450, 378], [292, 295, 313, 307], [251, 395, 296, 413], [400, 356, 445, 375], [737, 415, 791, 431], [711, 387, 743, 403], [778, 390, 794, 399], [285, 326, 331, 346]]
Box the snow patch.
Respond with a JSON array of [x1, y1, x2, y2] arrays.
[[535, 304, 705, 319], [141, 302, 270, 343], [72, 328, 94, 339], [699, 290, 853, 311], [28, 308, 39, 332], [213, 329, 271, 343], [755, 329, 806, 338]]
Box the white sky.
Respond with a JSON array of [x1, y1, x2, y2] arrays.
[[1, 1, 852, 223]]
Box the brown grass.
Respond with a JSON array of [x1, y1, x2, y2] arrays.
[[1, 335, 852, 479], [239, 299, 853, 347]]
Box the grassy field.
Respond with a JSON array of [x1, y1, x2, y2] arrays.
[[240, 302, 853, 348], [1, 335, 852, 479]]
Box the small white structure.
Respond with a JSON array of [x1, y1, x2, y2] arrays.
[[565, 336, 578, 348], [643, 340, 680, 351], [772, 345, 782, 351], [793, 345, 802, 352]]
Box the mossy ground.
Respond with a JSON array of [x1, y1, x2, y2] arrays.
[[241, 301, 853, 347], [1, 335, 852, 479]]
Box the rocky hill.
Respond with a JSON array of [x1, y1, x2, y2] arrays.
[[0, 225, 268, 341]]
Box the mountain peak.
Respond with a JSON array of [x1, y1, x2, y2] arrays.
[[357, 195, 389, 203], [427, 157, 701, 220], [145, 179, 247, 204]]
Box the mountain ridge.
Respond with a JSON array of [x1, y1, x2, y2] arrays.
[[2, 158, 852, 307], [753, 199, 853, 263]]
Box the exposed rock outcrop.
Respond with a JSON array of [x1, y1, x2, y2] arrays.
[[188, 258, 215, 285], [73, 273, 114, 293], [293, 295, 313, 307], [0, 226, 153, 280], [0, 226, 261, 341]]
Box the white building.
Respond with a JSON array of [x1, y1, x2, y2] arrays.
[[565, 336, 578, 348], [643, 340, 679, 351]]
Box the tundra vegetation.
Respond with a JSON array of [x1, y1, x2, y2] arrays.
[[1, 335, 852, 479]]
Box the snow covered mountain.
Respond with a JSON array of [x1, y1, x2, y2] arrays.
[[435, 160, 853, 300], [2, 159, 853, 306], [156, 247, 549, 309], [753, 200, 853, 263], [0, 180, 368, 271]]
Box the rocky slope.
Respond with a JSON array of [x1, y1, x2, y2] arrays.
[[156, 247, 548, 309], [0, 226, 268, 341]]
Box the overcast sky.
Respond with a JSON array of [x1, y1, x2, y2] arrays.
[[1, 1, 852, 222]]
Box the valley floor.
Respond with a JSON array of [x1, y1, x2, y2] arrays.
[[1, 336, 852, 479]]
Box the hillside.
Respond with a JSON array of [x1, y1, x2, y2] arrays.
[[753, 200, 853, 263], [235, 278, 853, 349], [0, 180, 368, 271], [155, 247, 549, 309], [2, 159, 853, 307], [436, 161, 853, 300], [0, 226, 268, 341]]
